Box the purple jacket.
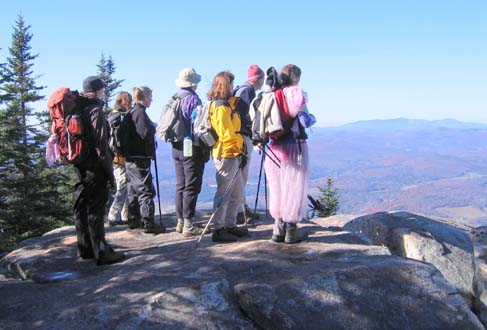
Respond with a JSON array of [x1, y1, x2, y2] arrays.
[[177, 88, 202, 128]]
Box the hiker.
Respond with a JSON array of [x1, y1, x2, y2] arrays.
[[233, 64, 265, 224], [74, 76, 125, 265], [208, 71, 249, 243], [124, 86, 165, 234], [107, 91, 132, 226], [171, 68, 207, 237], [264, 65, 310, 244]]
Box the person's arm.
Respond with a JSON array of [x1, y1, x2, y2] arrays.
[[89, 105, 114, 182], [132, 108, 155, 141]]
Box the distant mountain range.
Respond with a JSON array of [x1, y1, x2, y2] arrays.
[[323, 118, 487, 131], [154, 118, 487, 227]]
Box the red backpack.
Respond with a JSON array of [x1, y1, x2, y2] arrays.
[[47, 87, 90, 165]]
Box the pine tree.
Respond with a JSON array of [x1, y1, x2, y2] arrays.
[[96, 53, 124, 114], [0, 15, 73, 252], [317, 177, 340, 217]]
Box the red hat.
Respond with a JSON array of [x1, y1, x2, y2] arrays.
[[247, 64, 264, 83]]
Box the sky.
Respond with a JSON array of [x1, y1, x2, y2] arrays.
[[0, 0, 486, 126]]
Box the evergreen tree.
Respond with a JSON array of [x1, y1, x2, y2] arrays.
[[317, 177, 340, 217], [96, 53, 124, 113], [0, 15, 73, 252]]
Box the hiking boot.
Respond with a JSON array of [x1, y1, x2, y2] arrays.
[[182, 225, 203, 237], [284, 224, 308, 244], [78, 252, 95, 260], [128, 220, 141, 229], [271, 234, 285, 243], [212, 228, 237, 243], [237, 212, 258, 225], [78, 246, 94, 259], [96, 249, 125, 266], [108, 219, 128, 227], [143, 224, 166, 235], [236, 212, 246, 225], [271, 220, 286, 243], [226, 226, 249, 238], [175, 222, 184, 233]]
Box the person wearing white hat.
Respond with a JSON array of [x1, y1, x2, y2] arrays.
[[171, 68, 207, 237]]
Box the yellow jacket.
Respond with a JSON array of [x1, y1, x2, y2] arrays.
[[209, 97, 244, 159]]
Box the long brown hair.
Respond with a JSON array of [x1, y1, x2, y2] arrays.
[[114, 91, 132, 111], [207, 71, 234, 100]]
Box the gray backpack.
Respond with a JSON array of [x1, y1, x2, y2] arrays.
[[193, 101, 218, 148], [156, 94, 188, 142]]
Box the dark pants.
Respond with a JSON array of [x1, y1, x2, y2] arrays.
[[73, 163, 109, 259], [126, 158, 155, 228], [172, 146, 206, 219]]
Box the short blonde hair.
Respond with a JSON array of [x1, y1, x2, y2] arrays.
[[133, 86, 152, 105]]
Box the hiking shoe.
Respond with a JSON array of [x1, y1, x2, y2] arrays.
[[236, 212, 246, 225], [128, 220, 141, 229], [78, 246, 94, 259], [271, 220, 286, 243], [78, 252, 95, 259], [175, 223, 184, 233], [182, 225, 203, 237], [108, 219, 128, 227], [245, 205, 259, 220], [96, 250, 125, 266], [285, 224, 308, 244], [271, 234, 285, 243], [226, 226, 249, 238], [237, 212, 258, 225], [212, 229, 237, 243], [143, 225, 166, 235]]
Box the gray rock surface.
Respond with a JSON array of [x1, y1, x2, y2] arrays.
[[341, 212, 474, 300], [0, 211, 484, 330]]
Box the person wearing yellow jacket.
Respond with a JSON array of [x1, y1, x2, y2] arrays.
[[208, 71, 249, 243]]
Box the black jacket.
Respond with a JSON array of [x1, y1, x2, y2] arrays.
[[123, 104, 156, 159], [78, 97, 114, 181]]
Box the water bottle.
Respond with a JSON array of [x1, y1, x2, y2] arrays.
[[183, 137, 193, 157]]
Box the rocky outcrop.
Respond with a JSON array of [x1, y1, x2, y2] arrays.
[[470, 226, 487, 325], [0, 211, 485, 330], [324, 211, 487, 328]]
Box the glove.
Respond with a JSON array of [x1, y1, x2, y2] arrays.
[[239, 153, 248, 169]]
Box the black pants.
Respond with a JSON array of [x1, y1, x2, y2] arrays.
[[126, 158, 155, 228], [73, 163, 108, 259], [172, 146, 206, 219]]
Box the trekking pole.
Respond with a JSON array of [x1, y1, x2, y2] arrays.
[[256, 144, 281, 169], [195, 160, 242, 249], [264, 171, 268, 217], [153, 151, 164, 227], [265, 144, 282, 167], [252, 150, 265, 227]]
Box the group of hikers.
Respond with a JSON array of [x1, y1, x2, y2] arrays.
[[56, 64, 314, 266]]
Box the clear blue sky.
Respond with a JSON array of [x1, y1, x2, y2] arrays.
[[1, 0, 486, 126]]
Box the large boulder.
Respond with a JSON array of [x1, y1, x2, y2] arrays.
[[341, 212, 474, 299], [0, 211, 484, 329]]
